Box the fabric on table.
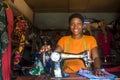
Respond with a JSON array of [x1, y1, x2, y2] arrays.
[[78, 68, 117, 80]]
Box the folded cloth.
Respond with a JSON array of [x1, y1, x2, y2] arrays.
[[105, 66, 120, 72], [29, 58, 44, 75], [78, 68, 117, 80]]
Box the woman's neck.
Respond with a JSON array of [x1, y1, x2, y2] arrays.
[[71, 34, 83, 39]]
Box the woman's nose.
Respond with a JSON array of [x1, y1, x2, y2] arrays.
[[73, 24, 78, 28]]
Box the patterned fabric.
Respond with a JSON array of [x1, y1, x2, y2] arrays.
[[29, 57, 44, 75], [13, 17, 29, 70], [2, 3, 14, 80], [78, 68, 117, 79], [97, 32, 113, 55], [0, 2, 8, 55], [0, 2, 8, 80]]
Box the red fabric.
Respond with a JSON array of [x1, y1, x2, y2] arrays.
[[97, 32, 112, 55], [6, 8, 14, 40], [105, 66, 120, 72], [2, 44, 11, 80], [2, 8, 14, 80]]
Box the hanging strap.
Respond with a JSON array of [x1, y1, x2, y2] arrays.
[[66, 37, 71, 52], [82, 36, 87, 50], [62, 37, 71, 69], [63, 36, 87, 69], [66, 36, 87, 52]]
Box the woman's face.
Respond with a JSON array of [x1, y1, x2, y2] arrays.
[[69, 18, 83, 36]]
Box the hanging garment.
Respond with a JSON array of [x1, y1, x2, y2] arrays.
[[0, 2, 8, 80], [13, 18, 29, 70], [2, 1, 14, 80], [97, 32, 113, 56]]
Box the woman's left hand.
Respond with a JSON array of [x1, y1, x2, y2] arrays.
[[94, 68, 105, 76]]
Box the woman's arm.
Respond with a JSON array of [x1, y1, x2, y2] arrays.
[[54, 45, 63, 53], [91, 47, 104, 76]]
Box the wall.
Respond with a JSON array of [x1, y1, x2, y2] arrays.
[[34, 13, 119, 29], [14, 0, 33, 23]]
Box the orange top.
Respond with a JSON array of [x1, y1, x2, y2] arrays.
[[57, 35, 98, 73]]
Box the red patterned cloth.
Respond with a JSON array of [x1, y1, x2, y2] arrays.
[[2, 7, 14, 80], [97, 32, 113, 55], [105, 66, 120, 72]]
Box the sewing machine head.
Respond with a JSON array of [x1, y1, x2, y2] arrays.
[[50, 50, 93, 67]]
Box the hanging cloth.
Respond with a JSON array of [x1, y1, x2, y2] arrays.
[[0, 1, 8, 80], [13, 16, 29, 70], [2, 1, 14, 80]]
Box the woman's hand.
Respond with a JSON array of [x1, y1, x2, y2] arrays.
[[94, 68, 105, 76], [39, 45, 51, 54]]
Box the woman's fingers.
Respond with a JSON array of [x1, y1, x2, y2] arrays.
[[39, 45, 51, 53]]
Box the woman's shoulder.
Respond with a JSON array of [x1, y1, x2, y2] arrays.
[[83, 35, 96, 40], [60, 35, 71, 39], [58, 35, 71, 43]]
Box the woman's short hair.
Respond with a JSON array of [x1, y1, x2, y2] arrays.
[[68, 13, 84, 24]]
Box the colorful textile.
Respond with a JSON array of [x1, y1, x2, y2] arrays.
[[0, 2, 8, 56], [2, 8, 14, 80], [97, 32, 113, 55], [29, 57, 44, 75], [13, 18, 29, 69], [0, 2, 8, 80], [78, 68, 117, 79], [57, 35, 98, 73], [105, 66, 120, 72], [2, 2, 14, 80]]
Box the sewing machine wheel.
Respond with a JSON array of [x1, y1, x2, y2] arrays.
[[50, 52, 61, 62]]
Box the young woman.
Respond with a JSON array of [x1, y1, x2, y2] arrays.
[[40, 13, 103, 76]]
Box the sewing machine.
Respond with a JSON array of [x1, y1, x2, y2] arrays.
[[50, 50, 93, 77]]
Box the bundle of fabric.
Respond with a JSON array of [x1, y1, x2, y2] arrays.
[[78, 68, 117, 80], [1, 1, 14, 80], [105, 66, 120, 72], [29, 57, 44, 75], [13, 16, 29, 70]]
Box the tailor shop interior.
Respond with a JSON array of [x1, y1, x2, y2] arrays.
[[0, 0, 120, 80]]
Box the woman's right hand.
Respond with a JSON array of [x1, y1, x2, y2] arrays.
[[39, 45, 51, 54]]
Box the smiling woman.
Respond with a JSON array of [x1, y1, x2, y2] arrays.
[[39, 13, 104, 76]]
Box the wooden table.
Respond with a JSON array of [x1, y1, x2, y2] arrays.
[[16, 74, 120, 80], [51, 74, 88, 80], [16, 74, 87, 80]]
